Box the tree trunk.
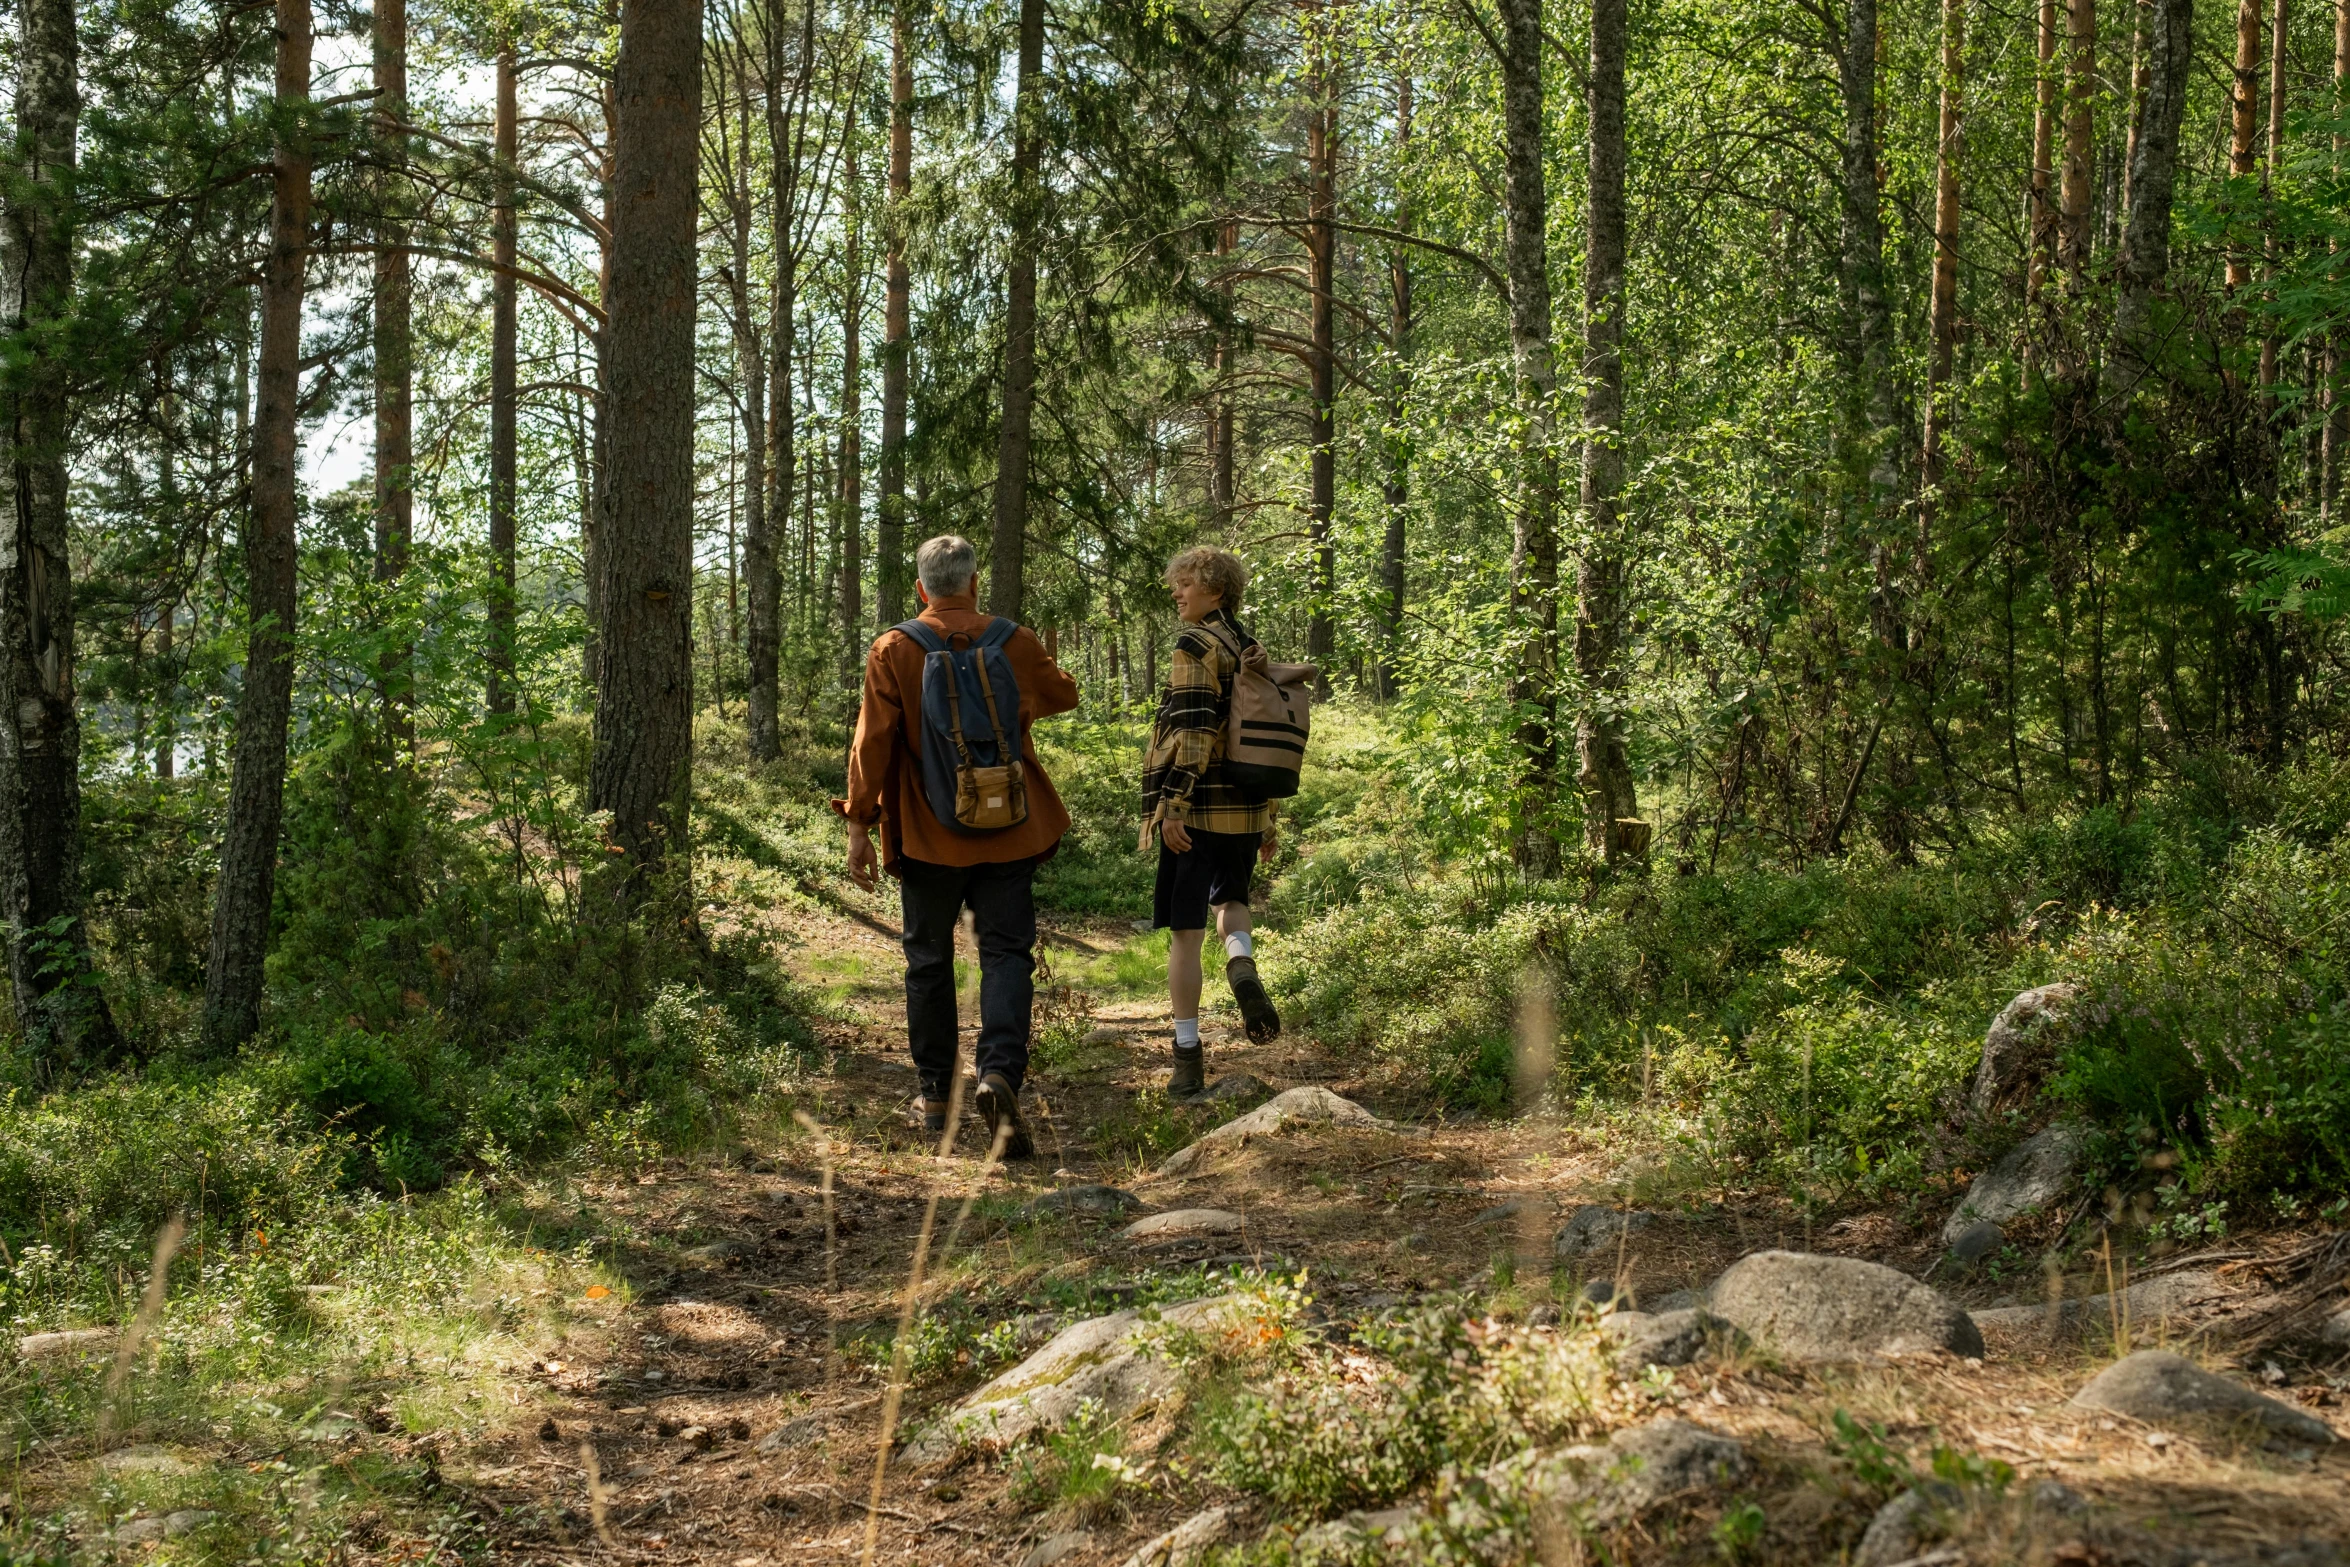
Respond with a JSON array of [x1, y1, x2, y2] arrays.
[[488, 40, 519, 716], [2122, 0, 2150, 211], [2228, 0, 2262, 293], [1923, 0, 1963, 500], [1212, 218, 1236, 521], [1306, 49, 1337, 669], [750, 0, 809, 762], [838, 119, 863, 671], [989, 0, 1045, 620], [878, 0, 912, 626], [2027, 0, 2057, 367], [2060, 0, 2095, 280], [590, 0, 703, 880], [2260, 0, 2288, 397], [2113, 0, 2194, 387], [1497, 0, 1561, 873], [374, 0, 413, 736], [202, 0, 311, 1054], [2327, 0, 2348, 516], [1376, 72, 1412, 702], [725, 72, 767, 732], [0, 0, 121, 1070], [1577, 0, 1639, 861]]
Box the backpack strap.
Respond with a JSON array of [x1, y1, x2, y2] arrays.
[[976, 617, 1018, 650], [894, 618, 947, 653]]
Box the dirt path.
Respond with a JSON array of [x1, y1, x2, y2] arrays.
[[446, 901, 2350, 1566]]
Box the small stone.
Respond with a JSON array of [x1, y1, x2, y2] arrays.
[[1648, 1287, 1708, 1314], [1582, 1279, 1635, 1311], [1709, 1250, 1983, 1361], [1948, 1220, 2006, 1265], [1473, 1201, 1525, 1225], [1610, 1308, 1748, 1375], [162, 1511, 216, 1539], [15, 1327, 115, 1361], [1941, 1125, 2085, 1245], [756, 1413, 828, 1454], [1554, 1204, 1655, 1260], [1116, 1503, 1237, 1567], [1024, 1185, 1143, 1220], [99, 1446, 192, 1475], [2070, 1350, 2337, 1445], [1194, 1072, 1273, 1103], [1513, 1417, 1751, 1525], [1124, 1208, 1245, 1241], [114, 1518, 166, 1544], [1018, 1531, 1094, 1567], [1853, 1482, 1963, 1567]]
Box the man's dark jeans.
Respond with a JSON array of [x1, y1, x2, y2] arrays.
[[899, 854, 1038, 1100]]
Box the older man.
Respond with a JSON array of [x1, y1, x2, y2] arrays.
[[837, 535, 1079, 1157]]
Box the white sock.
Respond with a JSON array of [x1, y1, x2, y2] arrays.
[[1223, 930, 1254, 961], [1173, 1017, 1201, 1052]]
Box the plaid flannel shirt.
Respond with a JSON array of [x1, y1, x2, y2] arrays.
[[1140, 609, 1278, 836]]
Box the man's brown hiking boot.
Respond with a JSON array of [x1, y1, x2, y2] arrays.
[[921, 1098, 952, 1139], [1169, 1047, 1206, 1098], [975, 1073, 1034, 1160], [1226, 955, 1281, 1044]]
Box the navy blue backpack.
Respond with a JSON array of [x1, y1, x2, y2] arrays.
[[895, 618, 1030, 834]]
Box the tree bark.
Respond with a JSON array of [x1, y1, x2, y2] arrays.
[[1211, 218, 1236, 520], [0, 0, 121, 1069], [1923, 0, 1963, 499], [2328, 0, 2348, 516], [2228, 0, 2262, 292], [878, 0, 912, 625], [2260, 0, 2288, 397], [1306, 44, 1336, 668], [751, 0, 812, 761], [488, 40, 519, 716], [1376, 72, 1412, 702], [722, 56, 767, 731], [2113, 0, 2193, 388], [2027, 0, 2057, 368], [1577, 0, 1639, 861], [989, 0, 1045, 619], [203, 0, 311, 1054], [2060, 0, 2095, 280], [374, 0, 413, 735], [838, 117, 864, 669], [1497, 0, 1561, 873], [590, 0, 703, 880]]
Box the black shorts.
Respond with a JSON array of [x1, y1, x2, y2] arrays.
[[1153, 829, 1261, 931]]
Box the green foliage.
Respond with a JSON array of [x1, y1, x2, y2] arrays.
[[1008, 1398, 1135, 1520]]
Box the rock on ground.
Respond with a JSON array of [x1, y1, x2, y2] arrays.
[[1117, 1504, 1239, 1567], [1125, 1208, 1246, 1241], [1853, 1481, 1964, 1567], [1710, 1251, 1984, 1361], [1605, 1308, 1748, 1375], [1194, 1072, 1273, 1104], [1973, 1270, 2228, 1337], [1941, 1123, 2085, 1245], [1518, 1417, 1753, 1525], [1154, 1087, 1412, 1176], [1293, 1504, 1421, 1554], [1017, 1531, 1093, 1567], [1024, 1184, 1143, 1219], [97, 1446, 193, 1475], [16, 1327, 115, 1360], [904, 1296, 1247, 1462], [1970, 983, 2082, 1119], [2070, 1350, 2337, 1444], [1648, 1287, 1709, 1313], [1554, 1204, 1654, 1261], [1948, 1220, 2006, 1264]]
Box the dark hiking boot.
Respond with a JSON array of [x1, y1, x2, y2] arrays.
[[1227, 955, 1282, 1044], [1169, 1047, 1206, 1099], [975, 1073, 1034, 1160]]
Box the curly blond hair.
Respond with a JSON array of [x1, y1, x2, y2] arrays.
[[1165, 546, 1248, 613]]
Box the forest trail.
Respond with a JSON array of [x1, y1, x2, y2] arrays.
[[432, 899, 2350, 1567]]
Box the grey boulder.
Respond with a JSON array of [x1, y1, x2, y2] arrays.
[[1117, 1504, 1238, 1567], [1025, 1184, 1143, 1219], [2070, 1350, 2336, 1444], [1195, 1072, 1273, 1104], [1124, 1208, 1246, 1241], [1607, 1308, 1748, 1375], [15, 1327, 114, 1361], [1519, 1417, 1752, 1525], [1854, 1481, 1964, 1567], [1154, 1087, 1414, 1177], [1941, 1123, 2086, 1245], [1972, 1269, 2228, 1337], [904, 1296, 1248, 1462], [1555, 1204, 1654, 1261], [1948, 1220, 2007, 1264], [1710, 1251, 1983, 1361], [1970, 984, 2083, 1119], [1018, 1532, 1093, 1567]]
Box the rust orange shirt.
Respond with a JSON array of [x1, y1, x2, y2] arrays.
[[834, 592, 1081, 874]]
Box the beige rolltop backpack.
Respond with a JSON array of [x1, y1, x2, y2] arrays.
[[1220, 638, 1316, 802]]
